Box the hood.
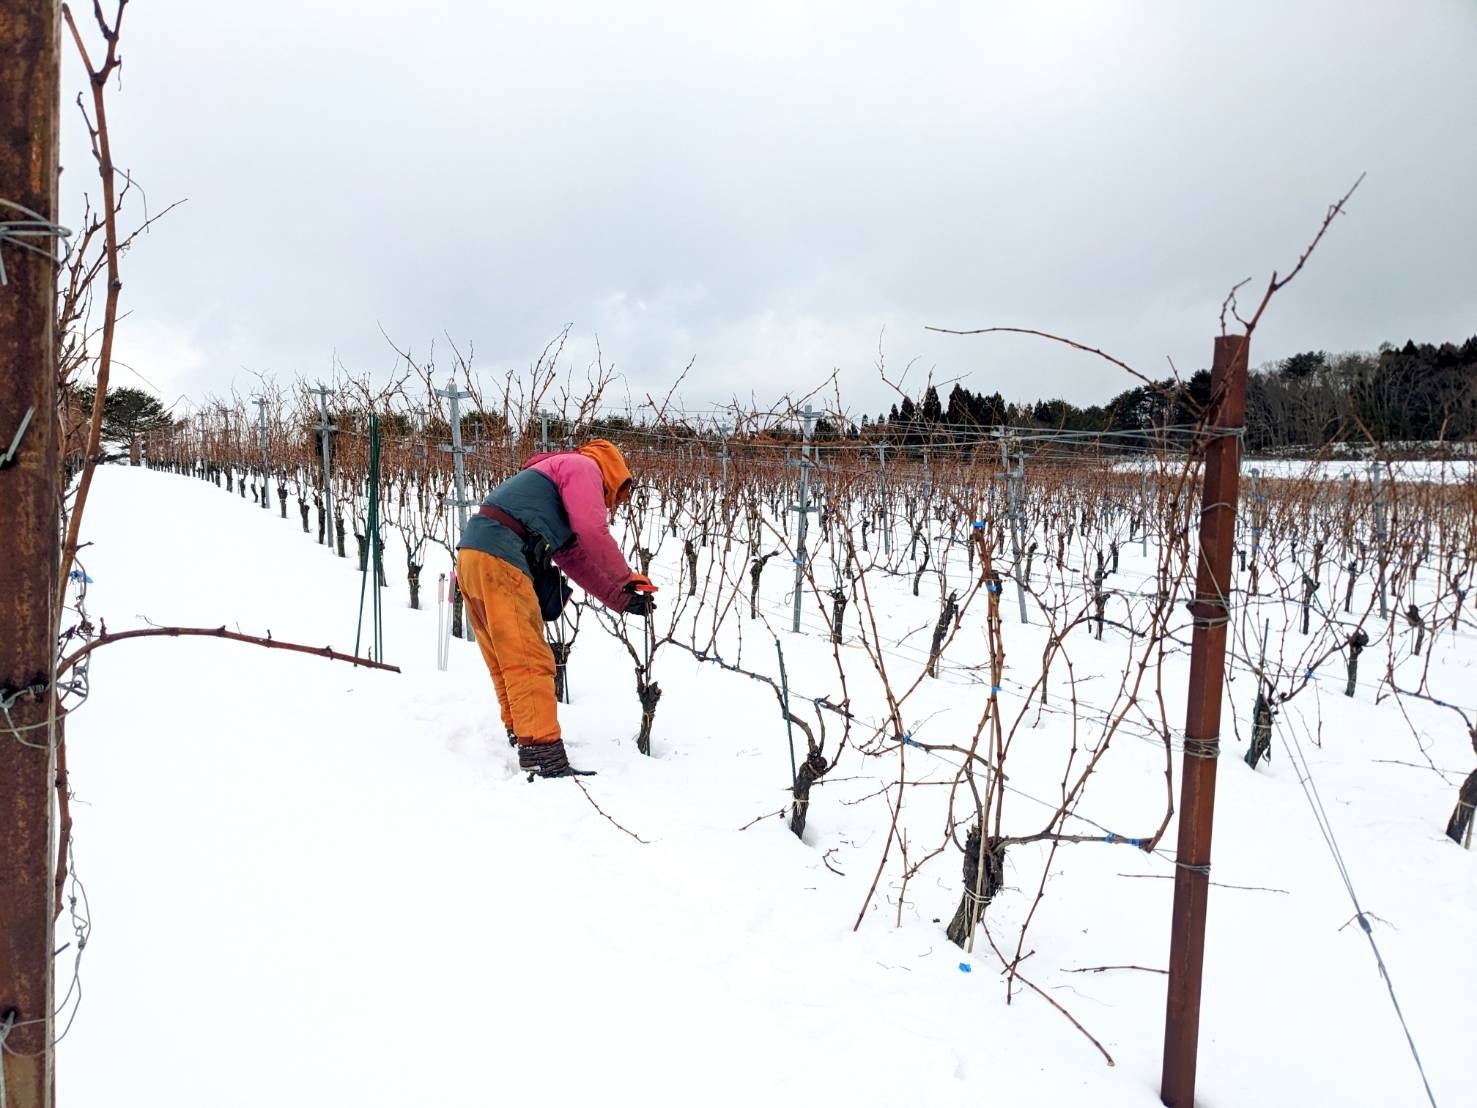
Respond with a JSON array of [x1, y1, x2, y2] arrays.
[[577, 439, 633, 510]]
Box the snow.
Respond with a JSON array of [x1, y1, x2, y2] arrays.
[[59, 464, 1476, 1106], [1242, 457, 1477, 486], [1117, 455, 1477, 486]]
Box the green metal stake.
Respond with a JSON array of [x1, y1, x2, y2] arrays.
[[774, 637, 798, 788], [355, 413, 384, 662]]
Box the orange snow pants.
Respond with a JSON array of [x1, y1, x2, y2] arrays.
[[455, 548, 560, 745]]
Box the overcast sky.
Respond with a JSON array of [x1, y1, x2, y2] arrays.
[[59, 0, 1477, 422]]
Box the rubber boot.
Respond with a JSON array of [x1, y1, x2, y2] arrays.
[[516, 739, 592, 779]]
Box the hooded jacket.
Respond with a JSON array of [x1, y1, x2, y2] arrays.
[[457, 439, 637, 611]]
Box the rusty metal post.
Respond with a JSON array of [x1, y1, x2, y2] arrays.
[[1160, 334, 1249, 1107], [0, 2, 63, 1105]]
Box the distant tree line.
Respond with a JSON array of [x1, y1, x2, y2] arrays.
[[85, 335, 1477, 464], [868, 336, 1477, 453], [1243, 338, 1477, 450]]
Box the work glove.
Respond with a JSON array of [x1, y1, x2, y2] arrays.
[[624, 576, 658, 616]]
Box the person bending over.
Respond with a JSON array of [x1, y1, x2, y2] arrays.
[[455, 438, 654, 778]]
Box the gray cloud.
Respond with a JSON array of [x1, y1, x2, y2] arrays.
[[62, 0, 1477, 419]]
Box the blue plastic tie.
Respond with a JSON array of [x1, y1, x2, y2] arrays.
[[68, 569, 92, 584], [990, 685, 1002, 693], [986, 583, 1001, 594], [958, 962, 972, 973], [902, 732, 919, 747], [972, 521, 984, 530]]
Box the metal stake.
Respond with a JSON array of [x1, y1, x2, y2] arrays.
[[789, 408, 821, 633], [253, 396, 269, 510], [310, 384, 335, 550], [1371, 461, 1388, 619], [436, 379, 477, 641]]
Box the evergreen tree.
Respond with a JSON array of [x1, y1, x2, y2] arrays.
[[921, 385, 943, 425], [74, 384, 174, 460]]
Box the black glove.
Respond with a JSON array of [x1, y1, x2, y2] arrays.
[[623, 578, 657, 616]]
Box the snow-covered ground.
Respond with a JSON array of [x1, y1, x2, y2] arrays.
[[60, 465, 1476, 1106], [1117, 455, 1477, 486], [1243, 457, 1477, 486]]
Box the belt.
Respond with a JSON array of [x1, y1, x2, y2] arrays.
[[478, 504, 527, 538]]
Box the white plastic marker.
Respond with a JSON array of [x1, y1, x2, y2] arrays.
[[436, 572, 450, 671]]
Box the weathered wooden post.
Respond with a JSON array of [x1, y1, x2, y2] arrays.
[[1162, 334, 1248, 1108], [0, 4, 62, 1103]]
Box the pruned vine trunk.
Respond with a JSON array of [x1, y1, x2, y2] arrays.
[[407, 562, 423, 610], [635, 669, 662, 755], [1245, 688, 1273, 768], [911, 537, 930, 598], [750, 551, 777, 619], [830, 587, 848, 645], [789, 743, 829, 838], [945, 824, 1006, 948], [551, 639, 572, 702], [1446, 767, 1477, 845], [928, 590, 959, 678]]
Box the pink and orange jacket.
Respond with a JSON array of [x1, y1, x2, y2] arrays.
[[458, 440, 638, 612]]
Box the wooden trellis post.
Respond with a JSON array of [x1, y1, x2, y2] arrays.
[[0, 4, 63, 1104], [1161, 334, 1249, 1108]]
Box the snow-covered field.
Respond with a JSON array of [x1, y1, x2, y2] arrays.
[[1117, 455, 1477, 486], [60, 464, 1476, 1106], [1244, 457, 1477, 486]]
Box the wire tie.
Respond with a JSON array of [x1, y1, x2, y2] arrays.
[[0, 198, 73, 285], [1184, 737, 1220, 760], [902, 732, 919, 747], [0, 406, 34, 469]]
